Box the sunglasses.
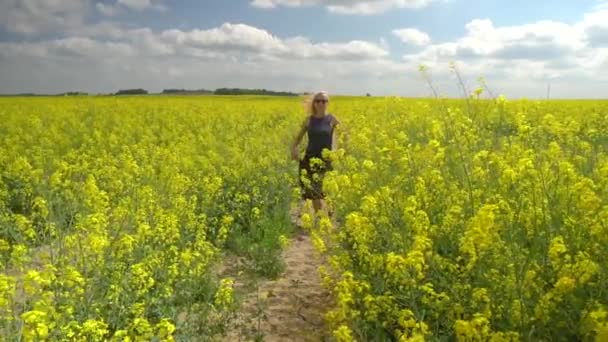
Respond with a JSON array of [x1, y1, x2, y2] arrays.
[[314, 99, 328, 104]]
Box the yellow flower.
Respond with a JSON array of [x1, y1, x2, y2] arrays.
[[278, 234, 290, 249], [214, 278, 234, 309], [301, 212, 313, 230], [549, 236, 568, 268], [81, 319, 109, 341], [21, 310, 50, 341], [334, 325, 354, 342], [251, 206, 261, 220], [155, 319, 176, 341], [554, 276, 576, 294], [128, 317, 153, 340]]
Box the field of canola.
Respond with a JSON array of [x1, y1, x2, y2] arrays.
[[0, 95, 607, 341]]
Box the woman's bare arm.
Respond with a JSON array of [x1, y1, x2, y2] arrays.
[[331, 116, 340, 150], [293, 117, 309, 148], [291, 117, 309, 159]]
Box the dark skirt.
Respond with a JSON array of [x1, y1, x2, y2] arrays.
[[298, 156, 332, 200]]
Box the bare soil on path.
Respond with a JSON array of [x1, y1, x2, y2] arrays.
[[222, 206, 332, 342]]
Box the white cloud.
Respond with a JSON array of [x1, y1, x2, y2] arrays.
[[51, 37, 137, 58], [96, 3, 120, 16], [390, 6, 608, 98], [97, 0, 166, 15], [161, 23, 288, 54], [2, 4, 608, 98], [0, 42, 48, 59], [156, 22, 388, 60], [71, 21, 130, 39], [282, 37, 389, 59], [379, 37, 389, 50], [0, 21, 390, 91], [402, 17, 595, 84], [580, 8, 608, 46], [250, 0, 276, 9], [157, 23, 388, 59], [0, 0, 89, 34], [250, 0, 436, 14], [0, 37, 136, 60], [394, 7, 608, 97], [392, 28, 431, 46], [0, 48, 415, 95], [117, 0, 166, 11], [0, 21, 397, 95], [0, 0, 167, 34], [118, 0, 152, 10], [595, 1, 608, 10]]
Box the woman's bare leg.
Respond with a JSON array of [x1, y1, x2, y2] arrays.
[[312, 199, 322, 213]]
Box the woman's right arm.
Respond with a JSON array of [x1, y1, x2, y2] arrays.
[[291, 117, 308, 160]]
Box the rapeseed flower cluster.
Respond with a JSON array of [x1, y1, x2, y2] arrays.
[[0, 96, 297, 340], [312, 97, 608, 341]]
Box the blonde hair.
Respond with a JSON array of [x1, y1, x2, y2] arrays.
[[303, 91, 329, 116]]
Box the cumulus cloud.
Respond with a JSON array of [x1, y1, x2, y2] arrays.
[[417, 19, 585, 61], [0, 37, 136, 60], [281, 37, 389, 59], [401, 16, 603, 84], [60, 21, 388, 60], [594, 1, 608, 10], [96, 3, 120, 16], [386, 5, 608, 98], [250, 0, 435, 14], [2, 1, 608, 98], [96, 0, 166, 15], [116, 23, 389, 60], [0, 0, 89, 34], [51, 22, 387, 61], [161, 24, 288, 54], [0, 18, 404, 96], [392, 28, 431, 46], [0, 0, 167, 34], [580, 8, 608, 46], [117, 0, 166, 11]]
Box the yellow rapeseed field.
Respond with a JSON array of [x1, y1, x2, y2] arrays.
[[1, 95, 607, 341], [0, 95, 298, 340]]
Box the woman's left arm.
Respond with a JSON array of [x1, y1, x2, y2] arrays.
[[331, 116, 340, 151]]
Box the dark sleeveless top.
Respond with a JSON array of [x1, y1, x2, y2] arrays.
[[305, 113, 335, 160]]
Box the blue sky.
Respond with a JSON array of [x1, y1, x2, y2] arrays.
[[1, 0, 608, 98]]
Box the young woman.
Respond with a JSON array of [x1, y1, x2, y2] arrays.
[[291, 91, 340, 214]]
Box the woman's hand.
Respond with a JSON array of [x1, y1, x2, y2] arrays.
[[291, 146, 299, 161], [291, 147, 300, 160]]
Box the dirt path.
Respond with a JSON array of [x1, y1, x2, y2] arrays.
[[222, 207, 331, 341]]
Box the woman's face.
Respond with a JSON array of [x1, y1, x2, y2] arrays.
[[313, 94, 329, 113]]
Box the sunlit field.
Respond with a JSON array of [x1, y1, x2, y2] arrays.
[[1, 95, 607, 341]]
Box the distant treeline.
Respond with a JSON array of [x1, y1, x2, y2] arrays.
[[62, 92, 88, 96], [116, 88, 298, 96], [213, 88, 298, 96], [1, 88, 301, 97], [0, 91, 89, 96], [116, 89, 148, 95], [161, 88, 213, 95]]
